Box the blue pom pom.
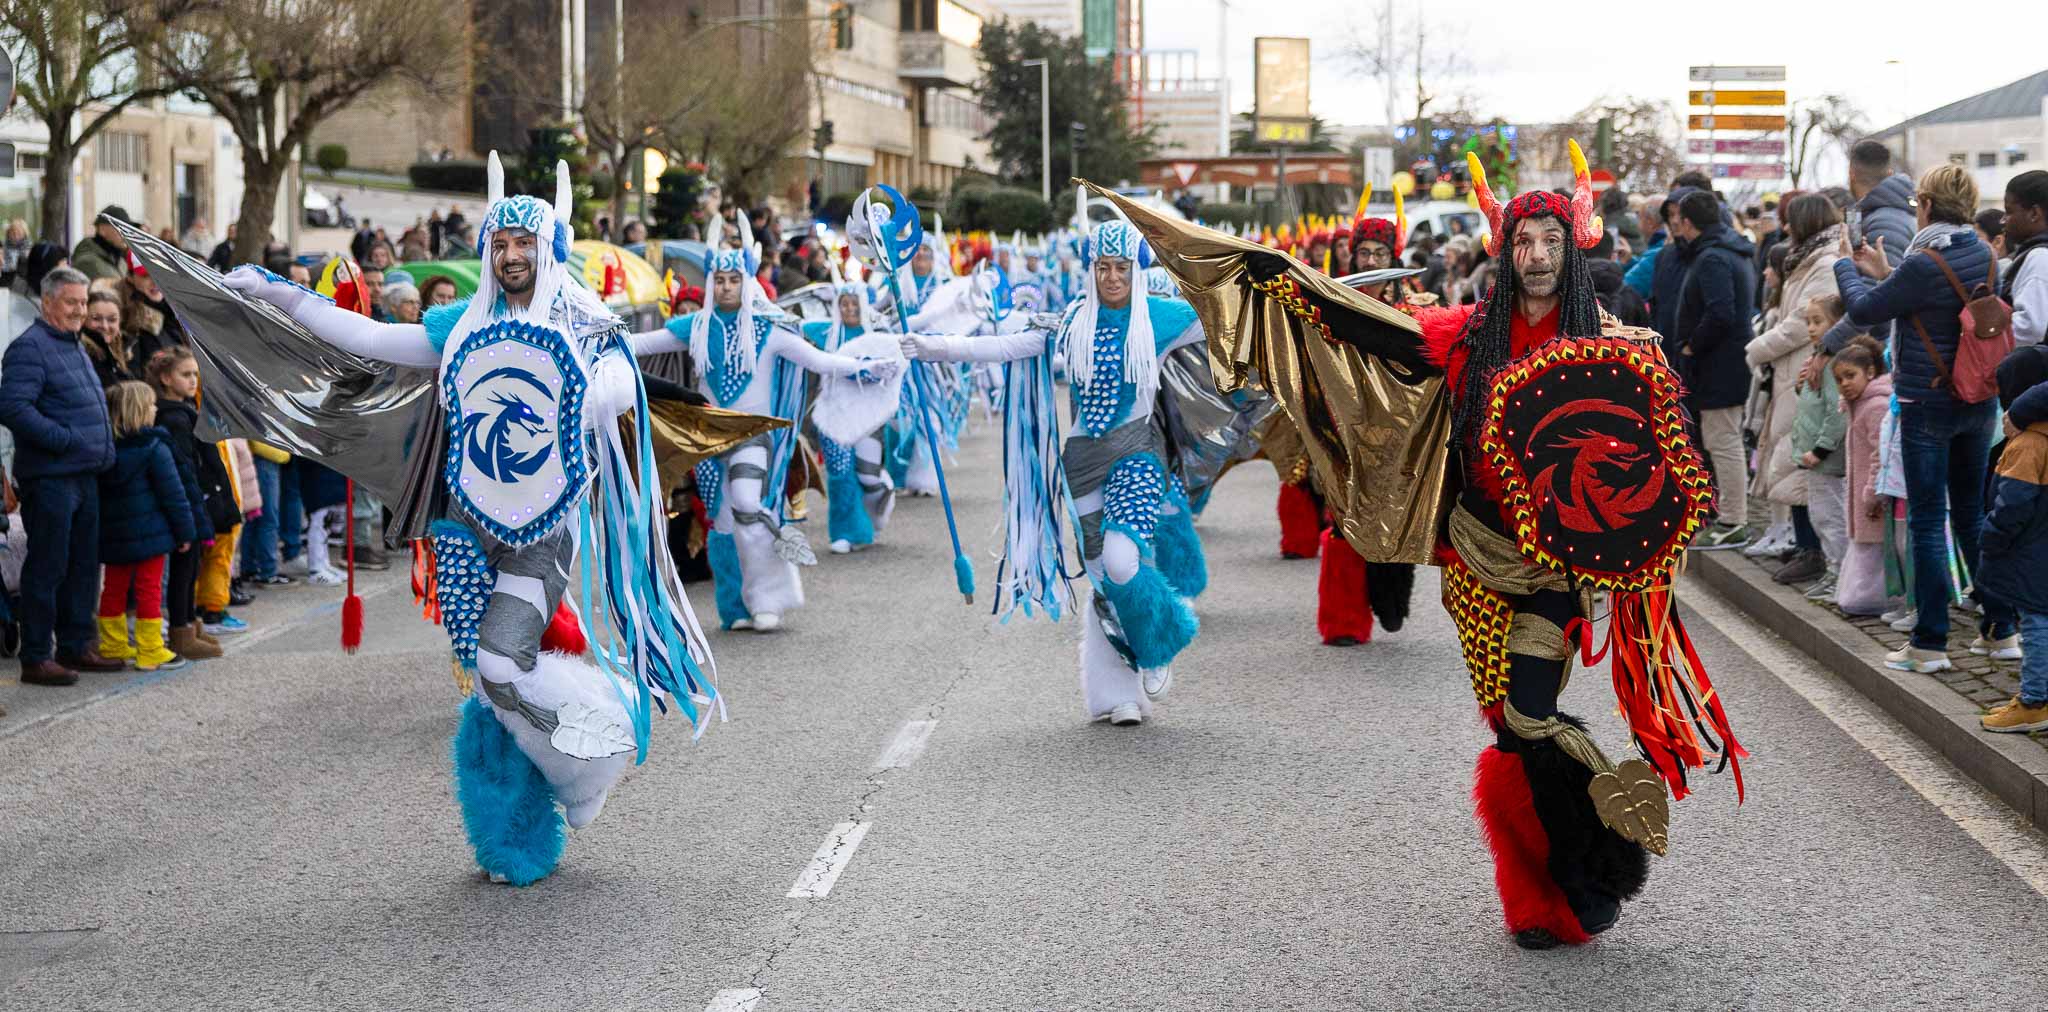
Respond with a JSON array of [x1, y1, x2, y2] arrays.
[[453, 697, 564, 886], [707, 531, 750, 629], [1099, 560, 1197, 670], [826, 466, 874, 549], [1153, 499, 1208, 598]]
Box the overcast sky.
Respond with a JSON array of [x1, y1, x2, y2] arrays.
[[1143, 0, 2039, 136]]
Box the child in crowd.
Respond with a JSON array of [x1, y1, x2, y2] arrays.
[[1833, 338, 1897, 616], [145, 347, 224, 659], [1978, 345, 2048, 733], [1778, 294, 1850, 593], [95, 381, 196, 672]]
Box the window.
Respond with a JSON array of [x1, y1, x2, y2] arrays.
[[98, 132, 147, 174], [1978, 152, 1998, 168], [18, 151, 44, 173], [2013, 149, 2030, 166]]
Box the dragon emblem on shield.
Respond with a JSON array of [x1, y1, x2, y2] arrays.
[[1525, 399, 1668, 534], [460, 367, 556, 482]]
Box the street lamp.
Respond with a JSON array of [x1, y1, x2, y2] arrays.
[[1022, 59, 1050, 202]]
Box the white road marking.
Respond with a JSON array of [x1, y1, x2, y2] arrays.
[[1686, 579, 2048, 897], [704, 988, 763, 1012], [874, 719, 936, 770], [787, 821, 871, 899]]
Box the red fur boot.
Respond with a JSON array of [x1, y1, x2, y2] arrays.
[[1316, 527, 1373, 646]]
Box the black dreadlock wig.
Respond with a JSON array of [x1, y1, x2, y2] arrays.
[[1448, 214, 1604, 456]]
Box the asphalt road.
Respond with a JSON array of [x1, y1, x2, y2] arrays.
[[5, 421, 2047, 1011]]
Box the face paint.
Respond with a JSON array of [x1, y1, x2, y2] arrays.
[[1094, 257, 1132, 309], [1512, 218, 1566, 298]]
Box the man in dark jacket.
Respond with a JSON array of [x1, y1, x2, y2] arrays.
[[0, 267, 122, 684], [1671, 189, 1758, 548], [68, 205, 133, 282], [1649, 188, 1697, 342], [206, 223, 238, 272], [1849, 140, 1916, 265]]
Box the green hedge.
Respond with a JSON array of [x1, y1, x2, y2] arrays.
[[407, 160, 488, 194], [945, 185, 1051, 233]]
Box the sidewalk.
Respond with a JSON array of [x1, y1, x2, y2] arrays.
[[1690, 546, 2048, 832]]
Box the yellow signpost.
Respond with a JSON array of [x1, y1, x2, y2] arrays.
[[1688, 90, 1786, 106], [1688, 114, 1787, 131]]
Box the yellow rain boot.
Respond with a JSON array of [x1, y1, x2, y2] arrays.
[[96, 615, 136, 664], [133, 619, 190, 672]]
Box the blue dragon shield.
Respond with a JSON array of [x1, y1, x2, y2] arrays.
[[442, 319, 592, 546]]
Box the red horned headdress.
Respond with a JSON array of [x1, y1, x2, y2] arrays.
[[1350, 182, 1409, 260], [1467, 138, 1604, 257]]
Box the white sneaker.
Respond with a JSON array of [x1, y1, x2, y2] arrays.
[[751, 612, 782, 632], [830, 539, 853, 555], [730, 618, 754, 631], [1888, 610, 1919, 633], [1742, 524, 1793, 558], [1969, 635, 2024, 661], [1142, 666, 1173, 700], [306, 567, 345, 587], [1106, 702, 1143, 726], [1881, 606, 1914, 625], [1885, 644, 1954, 673]]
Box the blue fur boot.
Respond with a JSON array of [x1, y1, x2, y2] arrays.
[[827, 466, 875, 549], [453, 697, 564, 886], [1154, 495, 1208, 598], [1099, 559, 1199, 670], [707, 531, 751, 629]]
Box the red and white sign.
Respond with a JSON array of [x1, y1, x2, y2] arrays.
[[1588, 168, 1617, 193], [1171, 162, 1199, 186], [1688, 138, 1785, 156]]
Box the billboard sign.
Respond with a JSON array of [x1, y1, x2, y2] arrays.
[[1253, 37, 1312, 147]]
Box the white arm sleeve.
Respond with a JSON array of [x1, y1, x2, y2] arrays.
[[2013, 257, 2048, 347], [222, 266, 437, 368], [585, 347, 639, 427], [628, 327, 687, 357], [767, 327, 884, 378], [910, 329, 1047, 363]]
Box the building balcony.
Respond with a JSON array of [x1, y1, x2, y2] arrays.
[[897, 32, 978, 89]]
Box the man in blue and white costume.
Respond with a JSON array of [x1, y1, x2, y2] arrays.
[[800, 275, 900, 554], [899, 219, 1209, 727], [222, 154, 718, 885], [631, 235, 902, 631]]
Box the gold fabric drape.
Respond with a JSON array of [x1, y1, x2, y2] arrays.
[[629, 401, 790, 498], [1084, 182, 1453, 563]]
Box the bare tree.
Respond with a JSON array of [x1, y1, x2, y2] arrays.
[[1536, 97, 1686, 192], [0, 0, 195, 243], [581, 10, 719, 237], [143, 0, 462, 262], [1341, 0, 1469, 159], [659, 20, 816, 210], [1787, 94, 1866, 188]]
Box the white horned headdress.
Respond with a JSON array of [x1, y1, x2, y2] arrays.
[[446, 152, 613, 365]]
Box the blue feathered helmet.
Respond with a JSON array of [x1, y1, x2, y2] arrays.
[[475, 151, 573, 263], [1080, 219, 1153, 269], [700, 208, 762, 279]]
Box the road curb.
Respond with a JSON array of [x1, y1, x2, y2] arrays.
[[1690, 549, 2048, 832]]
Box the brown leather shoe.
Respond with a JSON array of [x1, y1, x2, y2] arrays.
[[57, 648, 126, 672], [20, 660, 80, 686]]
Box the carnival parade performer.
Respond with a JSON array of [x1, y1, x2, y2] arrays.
[[800, 277, 900, 555], [631, 227, 904, 633], [1103, 144, 1744, 948], [218, 155, 724, 885], [899, 219, 1211, 727], [1313, 187, 1421, 647]]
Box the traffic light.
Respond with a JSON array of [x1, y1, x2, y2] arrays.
[[813, 120, 835, 155], [1069, 121, 1087, 150], [830, 3, 853, 49]]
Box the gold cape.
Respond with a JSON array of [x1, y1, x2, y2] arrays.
[[632, 401, 790, 501], [1084, 182, 1452, 564]]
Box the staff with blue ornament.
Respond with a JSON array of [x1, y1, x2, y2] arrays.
[[626, 211, 907, 632], [897, 205, 1215, 728]]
